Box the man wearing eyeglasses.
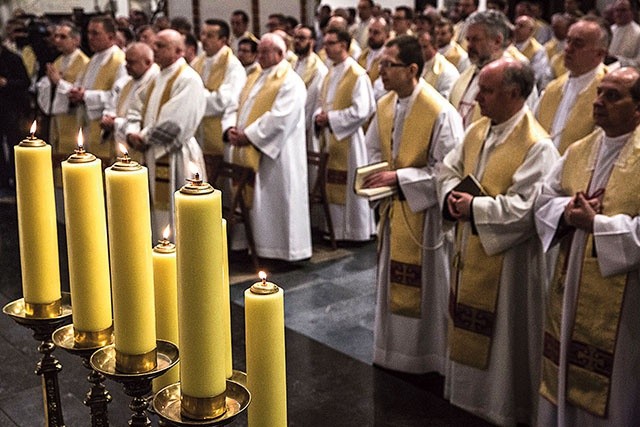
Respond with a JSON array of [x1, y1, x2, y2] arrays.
[[364, 35, 463, 375], [390, 6, 414, 38], [314, 28, 375, 242]]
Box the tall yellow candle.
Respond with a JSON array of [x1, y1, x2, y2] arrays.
[[175, 171, 226, 419], [152, 225, 179, 392], [105, 148, 156, 372], [14, 122, 61, 313], [61, 132, 112, 341], [245, 273, 287, 427], [221, 219, 233, 379]]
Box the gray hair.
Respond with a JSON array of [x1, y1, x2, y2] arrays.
[[466, 10, 511, 45]]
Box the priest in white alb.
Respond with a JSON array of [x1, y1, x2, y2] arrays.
[[225, 33, 312, 262], [126, 29, 206, 240], [535, 66, 640, 427]]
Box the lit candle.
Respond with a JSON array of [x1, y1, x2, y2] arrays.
[[245, 272, 287, 427], [14, 121, 61, 316], [152, 225, 179, 392], [222, 219, 233, 379], [105, 144, 156, 372], [175, 166, 226, 419], [61, 129, 112, 344]]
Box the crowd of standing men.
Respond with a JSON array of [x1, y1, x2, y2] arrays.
[[1, 0, 640, 425]]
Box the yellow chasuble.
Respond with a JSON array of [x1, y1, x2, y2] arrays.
[[537, 65, 606, 154], [450, 112, 548, 369], [231, 61, 291, 206], [321, 62, 366, 205], [545, 38, 561, 60], [357, 48, 381, 83], [50, 51, 90, 187], [85, 48, 126, 160], [192, 46, 232, 156], [549, 52, 567, 79], [141, 64, 189, 210], [376, 85, 443, 318], [540, 128, 640, 417]]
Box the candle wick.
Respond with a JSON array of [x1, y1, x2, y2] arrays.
[[262, 278, 267, 286]]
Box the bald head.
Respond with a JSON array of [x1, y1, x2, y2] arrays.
[[125, 42, 154, 79], [514, 15, 536, 43], [327, 16, 349, 31], [153, 29, 185, 68], [477, 58, 534, 123]]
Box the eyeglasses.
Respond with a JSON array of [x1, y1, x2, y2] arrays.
[[379, 60, 409, 69]]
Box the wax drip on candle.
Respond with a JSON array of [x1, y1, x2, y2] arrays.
[[250, 271, 279, 295]]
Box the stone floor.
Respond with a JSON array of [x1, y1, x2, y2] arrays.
[[0, 199, 492, 426]]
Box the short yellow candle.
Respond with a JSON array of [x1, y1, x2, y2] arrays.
[[105, 149, 156, 359], [61, 132, 112, 334], [245, 273, 287, 427], [14, 121, 61, 307], [175, 173, 226, 399], [221, 219, 233, 379], [152, 225, 179, 392]]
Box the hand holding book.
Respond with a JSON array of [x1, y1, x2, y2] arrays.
[[354, 161, 398, 201]]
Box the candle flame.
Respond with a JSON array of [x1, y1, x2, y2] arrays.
[[77, 129, 84, 149], [188, 161, 200, 180], [259, 271, 267, 284], [162, 225, 171, 241], [118, 143, 128, 157], [30, 120, 37, 136]]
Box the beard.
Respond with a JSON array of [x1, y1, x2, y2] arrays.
[[368, 39, 384, 50], [294, 43, 311, 56]]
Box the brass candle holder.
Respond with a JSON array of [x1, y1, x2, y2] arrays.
[[152, 372, 251, 426], [3, 292, 72, 427], [52, 323, 114, 427], [90, 340, 179, 427]]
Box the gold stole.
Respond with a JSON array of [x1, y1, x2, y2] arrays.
[[545, 38, 560, 60], [550, 53, 567, 79], [51, 51, 89, 187], [450, 112, 547, 369], [443, 42, 463, 68], [22, 46, 37, 78], [299, 53, 322, 88], [377, 86, 442, 317], [540, 129, 640, 417], [520, 38, 543, 61], [193, 47, 231, 156], [232, 61, 291, 206], [358, 48, 381, 83], [321, 62, 365, 204], [422, 53, 446, 88], [449, 65, 481, 126], [537, 65, 606, 154], [51, 51, 90, 153], [142, 63, 189, 210], [116, 79, 134, 117], [86, 48, 126, 159]]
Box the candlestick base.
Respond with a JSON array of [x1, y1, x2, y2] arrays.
[[152, 378, 250, 426], [52, 324, 114, 427], [90, 340, 179, 427], [3, 293, 72, 427]]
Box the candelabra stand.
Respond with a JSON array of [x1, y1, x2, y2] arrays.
[[2, 293, 72, 427], [152, 370, 250, 426], [52, 323, 114, 427], [90, 340, 179, 427]]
